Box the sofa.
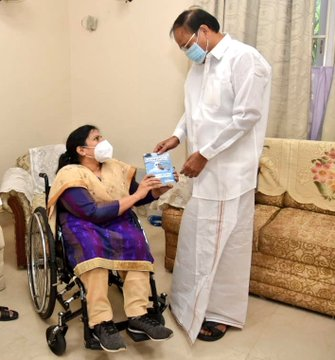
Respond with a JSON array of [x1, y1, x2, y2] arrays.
[[160, 138, 335, 317], [0, 144, 65, 268]]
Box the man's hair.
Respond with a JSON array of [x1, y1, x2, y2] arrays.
[[170, 8, 220, 37]]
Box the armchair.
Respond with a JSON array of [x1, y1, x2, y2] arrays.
[[0, 144, 65, 268]]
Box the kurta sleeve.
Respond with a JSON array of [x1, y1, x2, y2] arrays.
[[200, 52, 271, 160], [58, 187, 120, 224], [173, 113, 187, 143]]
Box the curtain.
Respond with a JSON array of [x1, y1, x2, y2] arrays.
[[212, 0, 315, 139], [321, 71, 335, 141], [309, 67, 334, 140], [194, 0, 225, 27]]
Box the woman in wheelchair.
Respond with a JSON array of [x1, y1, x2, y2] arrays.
[[47, 125, 174, 352]]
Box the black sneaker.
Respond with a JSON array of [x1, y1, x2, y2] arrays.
[[93, 320, 126, 352], [128, 314, 173, 341]]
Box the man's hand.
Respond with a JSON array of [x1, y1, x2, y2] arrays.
[[153, 136, 180, 154], [181, 151, 208, 178]]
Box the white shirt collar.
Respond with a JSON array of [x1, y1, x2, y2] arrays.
[[210, 33, 232, 61]]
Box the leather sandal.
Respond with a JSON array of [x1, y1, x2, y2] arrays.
[[197, 320, 229, 342], [0, 306, 19, 321]]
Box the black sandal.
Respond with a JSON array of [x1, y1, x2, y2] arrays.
[[0, 306, 19, 321], [197, 320, 229, 342]]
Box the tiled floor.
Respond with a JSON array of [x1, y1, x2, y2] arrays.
[[0, 210, 335, 360]]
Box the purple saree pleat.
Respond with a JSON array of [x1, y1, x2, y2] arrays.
[[57, 185, 154, 273]]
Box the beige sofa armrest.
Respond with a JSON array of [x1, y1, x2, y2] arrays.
[[0, 167, 34, 204]]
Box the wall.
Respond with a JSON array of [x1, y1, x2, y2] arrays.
[[0, 0, 72, 178], [0, 0, 192, 180], [68, 0, 191, 169]]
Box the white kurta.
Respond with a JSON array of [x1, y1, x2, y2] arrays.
[[173, 34, 272, 201], [170, 34, 271, 343]]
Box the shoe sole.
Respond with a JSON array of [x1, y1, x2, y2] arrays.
[[127, 327, 174, 341], [92, 333, 126, 352]]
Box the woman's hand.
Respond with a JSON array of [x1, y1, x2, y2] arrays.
[[136, 175, 163, 199], [151, 169, 179, 198], [118, 175, 162, 215]]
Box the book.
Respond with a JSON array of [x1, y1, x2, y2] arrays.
[[143, 152, 175, 186]]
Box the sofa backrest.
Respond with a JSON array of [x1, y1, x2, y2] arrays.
[[257, 138, 335, 214]]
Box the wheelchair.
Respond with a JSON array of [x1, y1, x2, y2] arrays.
[[26, 173, 168, 356]]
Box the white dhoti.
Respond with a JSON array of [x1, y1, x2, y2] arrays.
[[170, 190, 255, 343]]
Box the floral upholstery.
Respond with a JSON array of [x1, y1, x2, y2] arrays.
[[259, 208, 335, 269], [161, 138, 335, 317]]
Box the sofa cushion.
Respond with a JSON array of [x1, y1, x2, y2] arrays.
[[259, 207, 335, 270], [253, 204, 280, 251]]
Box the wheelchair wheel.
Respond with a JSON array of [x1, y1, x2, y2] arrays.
[[46, 325, 67, 356], [27, 207, 57, 319]]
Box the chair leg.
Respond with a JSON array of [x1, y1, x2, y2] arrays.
[[7, 196, 27, 269]]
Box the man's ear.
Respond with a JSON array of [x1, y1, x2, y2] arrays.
[[199, 24, 210, 35]]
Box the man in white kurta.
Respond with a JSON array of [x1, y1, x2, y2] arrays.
[[154, 9, 271, 343]]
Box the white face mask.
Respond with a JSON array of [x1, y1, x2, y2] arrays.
[[94, 140, 113, 162], [84, 140, 113, 163]]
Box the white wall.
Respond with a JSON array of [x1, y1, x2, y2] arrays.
[[0, 0, 192, 179], [0, 0, 72, 177], [68, 0, 192, 169]]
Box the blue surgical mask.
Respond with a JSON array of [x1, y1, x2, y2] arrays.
[[185, 43, 207, 64]]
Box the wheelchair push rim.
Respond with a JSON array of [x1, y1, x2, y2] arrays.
[[26, 207, 57, 319]]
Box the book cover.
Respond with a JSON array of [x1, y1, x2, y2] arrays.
[[143, 152, 175, 186]]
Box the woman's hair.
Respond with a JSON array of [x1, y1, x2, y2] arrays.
[[170, 8, 220, 37], [57, 124, 98, 172]]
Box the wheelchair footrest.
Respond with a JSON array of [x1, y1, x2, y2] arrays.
[[126, 329, 150, 342], [84, 328, 102, 350]]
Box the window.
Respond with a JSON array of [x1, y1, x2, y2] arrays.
[[312, 0, 335, 66]]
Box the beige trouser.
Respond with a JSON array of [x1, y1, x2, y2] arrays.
[[80, 268, 150, 328]]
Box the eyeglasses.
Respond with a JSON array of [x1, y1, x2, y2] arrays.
[[180, 32, 196, 51]]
